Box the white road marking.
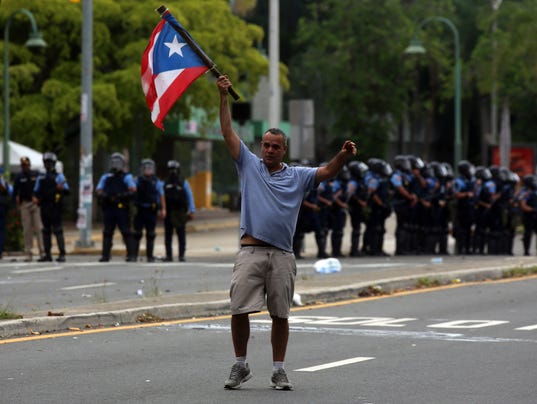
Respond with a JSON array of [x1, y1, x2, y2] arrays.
[[428, 320, 509, 329], [516, 324, 537, 331], [295, 357, 375, 372], [11, 266, 63, 274], [61, 282, 116, 290]]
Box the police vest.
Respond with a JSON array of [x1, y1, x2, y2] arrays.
[[136, 175, 158, 206], [103, 172, 128, 196], [164, 177, 187, 209], [37, 172, 60, 205]]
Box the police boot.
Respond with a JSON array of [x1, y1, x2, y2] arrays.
[[331, 230, 345, 257], [125, 234, 137, 262], [350, 230, 362, 257], [316, 231, 329, 258], [99, 234, 113, 262], [293, 232, 305, 259], [38, 229, 53, 262], [439, 233, 449, 255], [55, 230, 66, 262], [146, 233, 156, 262]]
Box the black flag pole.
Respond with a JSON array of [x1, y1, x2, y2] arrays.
[[157, 5, 240, 101]]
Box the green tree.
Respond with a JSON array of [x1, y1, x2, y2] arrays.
[[1, 0, 270, 157], [290, 0, 415, 159], [472, 0, 537, 145]]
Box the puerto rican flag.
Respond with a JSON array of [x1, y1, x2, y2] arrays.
[[141, 18, 208, 130]]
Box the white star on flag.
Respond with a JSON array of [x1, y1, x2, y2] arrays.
[[164, 35, 188, 57]]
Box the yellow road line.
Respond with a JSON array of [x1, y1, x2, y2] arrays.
[[2, 274, 536, 345]]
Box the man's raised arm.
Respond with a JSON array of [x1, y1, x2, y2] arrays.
[[316, 140, 357, 184], [217, 76, 241, 161]]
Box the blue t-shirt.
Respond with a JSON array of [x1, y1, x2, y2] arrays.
[[235, 141, 317, 252]]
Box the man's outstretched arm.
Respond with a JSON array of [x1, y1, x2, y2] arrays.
[[217, 76, 241, 161], [316, 140, 357, 184]]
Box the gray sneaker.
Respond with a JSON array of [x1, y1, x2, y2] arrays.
[[224, 363, 252, 389], [270, 368, 293, 390]]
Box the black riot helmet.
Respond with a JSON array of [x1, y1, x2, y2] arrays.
[[110, 152, 126, 173], [421, 163, 434, 179], [348, 160, 369, 180], [368, 158, 392, 177], [457, 160, 475, 180], [43, 152, 57, 172], [475, 166, 492, 181], [167, 160, 181, 175], [337, 164, 351, 182], [522, 175, 537, 191], [506, 171, 520, 186], [442, 162, 454, 180], [393, 155, 411, 173], [409, 156, 425, 171], [140, 159, 155, 176], [429, 161, 448, 180]]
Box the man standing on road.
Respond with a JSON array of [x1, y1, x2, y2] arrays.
[[217, 75, 357, 391], [12, 157, 45, 262]]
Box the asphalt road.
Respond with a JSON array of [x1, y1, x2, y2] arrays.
[[1, 253, 525, 317], [2, 277, 537, 404]]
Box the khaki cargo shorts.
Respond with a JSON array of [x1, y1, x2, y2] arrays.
[[230, 246, 296, 318]]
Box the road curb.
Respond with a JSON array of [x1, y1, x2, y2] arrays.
[[1, 262, 534, 340]]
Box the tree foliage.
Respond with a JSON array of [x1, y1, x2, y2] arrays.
[[1, 0, 269, 158]]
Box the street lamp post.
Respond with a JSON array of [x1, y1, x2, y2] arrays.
[[3, 8, 47, 178], [405, 16, 461, 168]]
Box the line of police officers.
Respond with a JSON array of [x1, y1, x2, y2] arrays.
[[95, 153, 195, 263], [294, 155, 537, 258], [7, 152, 195, 263]]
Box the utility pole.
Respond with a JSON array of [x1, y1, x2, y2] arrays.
[[268, 0, 280, 129], [76, 0, 94, 247]]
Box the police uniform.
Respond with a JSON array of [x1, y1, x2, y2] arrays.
[[521, 175, 537, 255], [346, 161, 368, 257], [33, 153, 69, 262], [390, 156, 414, 255], [363, 159, 392, 256], [293, 187, 323, 258], [163, 160, 195, 262], [453, 161, 476, 255], [96, 153, 137, 262], [133, 159, 165, 262]]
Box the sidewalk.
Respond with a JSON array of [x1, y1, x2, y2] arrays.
[[2, 210, 537, 340], [67, 208, 241, 256]]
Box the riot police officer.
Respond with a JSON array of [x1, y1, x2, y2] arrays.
[[520, 175, 537, 256], [453, 160, 476, 255], [408, 156, 426, 254], [33, 152, 70, 262], [473, 166, 496, 254], [363, 158, 392, 256], [163, 160, 195, 262], [133, 159, 166, 262], [428, 162, 451, 254], [346, 161, 369, 256], [96, 152, 137, 262], [390, 155, 416, 255], [330, 166, 349, 257]]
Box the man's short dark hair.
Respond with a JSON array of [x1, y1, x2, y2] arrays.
[[264, 128, 287, 146]]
